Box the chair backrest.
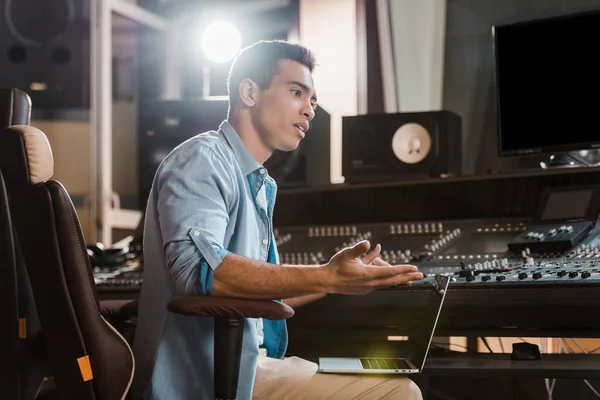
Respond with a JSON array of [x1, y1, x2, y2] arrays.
[[0, 89, 47, 400], [0, 125, 134, 400], [0, 168, 47, 400], [0, 88, 31, 127], [0, 168, 20, 398]]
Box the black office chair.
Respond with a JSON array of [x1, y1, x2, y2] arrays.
[[0, 88, 135, 399], [0, 88, 31, 127], [0, 124, 294, 400], [0, 169, 18, 399], [0, 168, 48, 400], [0, 88, 49, 400]]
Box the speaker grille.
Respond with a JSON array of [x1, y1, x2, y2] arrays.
[[5, 0, 74, 46]]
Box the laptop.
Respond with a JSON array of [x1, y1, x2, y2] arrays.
[[318, 274, 450, 374]]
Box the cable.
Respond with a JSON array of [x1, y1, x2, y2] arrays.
[[558, 338, 566, 353], [561, 338, 600, 399], [544, 378, 554, 400], [431, 342, 469, 351], [562, 338, 577, 354], [480, 337, 494, 353], [498, 337, 505, 353], [571, 338, 588, 353], [540, 338, 554, 400], [584, 380, 600, 398], [588, 345, 600, 354]]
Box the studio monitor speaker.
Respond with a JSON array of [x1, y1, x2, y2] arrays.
[[0, 0, 90, 109], [342, 110, 462, 184]]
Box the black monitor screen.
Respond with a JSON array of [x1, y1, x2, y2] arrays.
[[494, 11, 600, 156], [541, 189, 593, 221]]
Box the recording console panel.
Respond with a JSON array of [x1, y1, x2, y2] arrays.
[[94, 215, 600, 296], [277, 217, 600, 350], [95, 183, 600, 296], [274, 183, 600, 288], [274, 216, 600, 287]]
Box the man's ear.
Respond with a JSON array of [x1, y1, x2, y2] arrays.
[[238, 78, 259, 107]]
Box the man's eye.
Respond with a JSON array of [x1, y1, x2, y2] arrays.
[[292, 90, 301, 96], [311, 103, 318, 110]]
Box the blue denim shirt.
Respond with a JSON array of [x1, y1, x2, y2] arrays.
[[131, 121, 287, 400]]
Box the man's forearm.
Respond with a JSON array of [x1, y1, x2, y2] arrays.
[[212, 252, 330, 299]]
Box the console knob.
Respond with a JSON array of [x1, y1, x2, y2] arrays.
[[524, 256, 534, 265]]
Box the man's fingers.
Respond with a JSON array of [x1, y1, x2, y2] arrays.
[[370, 272, 425, 288], [370, 257, 391, 267], [364, 264, 419, 279], [345, 240, 371, 259], [361, 243, 381, 264]]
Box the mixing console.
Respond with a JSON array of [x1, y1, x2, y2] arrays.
[[95, 216, 600, 299], [95, 182, 600, 303], [94, 259, 143, 298], [274, 217, 600, 288]]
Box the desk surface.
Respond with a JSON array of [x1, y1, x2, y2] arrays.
[[422, 352, 600, 378]]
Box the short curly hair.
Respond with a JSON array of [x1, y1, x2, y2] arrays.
[[226, 40, 316, 112]]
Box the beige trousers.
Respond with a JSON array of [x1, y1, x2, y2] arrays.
[[252, 356, 423, 400]]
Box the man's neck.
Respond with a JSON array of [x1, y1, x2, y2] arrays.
[[228, 113, 273, 165]]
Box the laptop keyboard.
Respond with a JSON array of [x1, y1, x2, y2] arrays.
[[359, 358, 413, 370]]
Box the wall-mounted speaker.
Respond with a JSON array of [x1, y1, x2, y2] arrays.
[[0, 0, 90, 109], [342, 110, 462, 184]]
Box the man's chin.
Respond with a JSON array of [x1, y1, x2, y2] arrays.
[[278, 141, 302, 152], [282, 139, 302, 151]]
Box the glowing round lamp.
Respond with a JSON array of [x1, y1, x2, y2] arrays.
[[201, 21, 241, 63]]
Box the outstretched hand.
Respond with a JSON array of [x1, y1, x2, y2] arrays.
[[360, 243, 391, 266], [324, 240, 424, 295]]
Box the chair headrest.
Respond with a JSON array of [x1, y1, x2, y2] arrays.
[[0, 125, 54, 185], [0, 88, 31, 128]]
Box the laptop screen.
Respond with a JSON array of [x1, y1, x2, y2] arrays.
[[406, 275, 450, 370]]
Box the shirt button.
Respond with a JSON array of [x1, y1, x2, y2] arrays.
[[262, 239, 268, 245], [194, 231, 200, 237], [259, 168, 266, 174]]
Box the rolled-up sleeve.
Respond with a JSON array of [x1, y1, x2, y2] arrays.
[[156, 143, 235, 296]]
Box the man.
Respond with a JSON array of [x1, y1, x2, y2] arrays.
[[132, 40, 424, 400]]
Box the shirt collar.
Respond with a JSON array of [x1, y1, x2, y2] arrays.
[[219, 120, 263, 176]]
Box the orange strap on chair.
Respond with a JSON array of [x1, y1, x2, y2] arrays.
[[18, 318, 26, 339], [77, 355, 94, 382]]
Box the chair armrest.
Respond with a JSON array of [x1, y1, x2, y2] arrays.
[[167, 296, 294, 320], [99, 299, 138, 319]]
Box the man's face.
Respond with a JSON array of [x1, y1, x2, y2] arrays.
[[251, 59, 317, 152]]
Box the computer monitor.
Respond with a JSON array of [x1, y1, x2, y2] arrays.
[[493, 10, 600, 156]]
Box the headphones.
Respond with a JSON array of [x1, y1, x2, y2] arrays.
[[86, 242, 129, 267]]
